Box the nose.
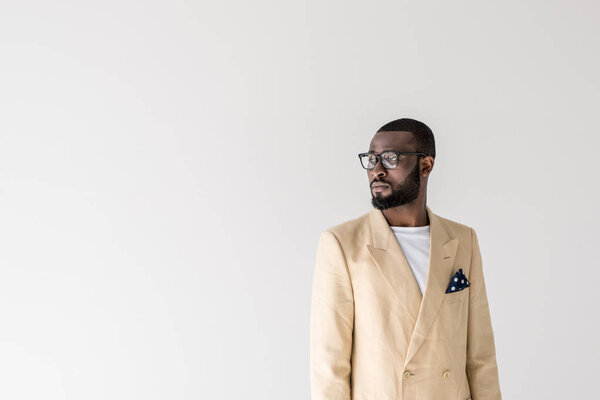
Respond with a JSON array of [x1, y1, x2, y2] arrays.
[[369, 159, 387, 180]]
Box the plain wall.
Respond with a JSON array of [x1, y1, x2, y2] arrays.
[[1, 0, 599, 399]]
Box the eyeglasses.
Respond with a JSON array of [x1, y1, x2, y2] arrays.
[[358, 151, 428, 170]]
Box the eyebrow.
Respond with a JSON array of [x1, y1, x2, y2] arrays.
[[368, 148, 413, 153]]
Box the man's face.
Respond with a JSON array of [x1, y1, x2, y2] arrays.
[[367, 131, 423, 210]]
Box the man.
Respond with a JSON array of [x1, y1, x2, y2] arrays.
[[310, 118, 501, 400]]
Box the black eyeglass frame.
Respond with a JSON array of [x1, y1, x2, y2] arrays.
[[357, 151, 429, 170]]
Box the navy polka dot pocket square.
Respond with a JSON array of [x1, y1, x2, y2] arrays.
[[445, 268, 470, 293]]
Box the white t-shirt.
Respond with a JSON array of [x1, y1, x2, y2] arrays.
[[390, 224, 431, 296]]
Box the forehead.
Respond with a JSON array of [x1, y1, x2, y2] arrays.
[[368, 131, 415, 152]]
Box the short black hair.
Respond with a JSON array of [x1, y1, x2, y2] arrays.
[[377, 118, 436, 159]]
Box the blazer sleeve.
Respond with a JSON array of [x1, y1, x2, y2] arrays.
[[466, 227, 502, 400], [310, 230, 354, 400]]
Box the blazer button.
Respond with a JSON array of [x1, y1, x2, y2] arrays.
[[442, 370, 451, 379], [403, 370, 411, 378]]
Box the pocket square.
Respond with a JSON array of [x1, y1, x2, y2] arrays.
[[445, 268, 470, 293]]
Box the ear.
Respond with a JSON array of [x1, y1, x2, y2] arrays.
[[421, 156, 434, 177]]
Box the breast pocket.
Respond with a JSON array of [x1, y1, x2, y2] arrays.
[[443, 286, 470, 305]]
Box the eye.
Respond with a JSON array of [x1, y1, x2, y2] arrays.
[[382, 153, 397, 162]]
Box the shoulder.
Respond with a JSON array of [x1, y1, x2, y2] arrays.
[[432, 211, 480, 254], [435, 212, 474, 236], [318, 211, 371, 245]]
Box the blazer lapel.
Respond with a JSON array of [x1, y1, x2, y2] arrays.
[[367, 208, 423, 325], [366, 205, 459, 369], [404, 206, 458, 367]]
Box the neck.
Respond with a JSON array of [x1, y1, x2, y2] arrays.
[[381, 201, 429, 227]]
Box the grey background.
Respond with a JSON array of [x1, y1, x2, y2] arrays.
[[1, 0, 599, 399]]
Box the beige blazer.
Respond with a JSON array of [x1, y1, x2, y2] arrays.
[[310, 205, 501, 400]]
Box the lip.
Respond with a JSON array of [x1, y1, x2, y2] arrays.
[[372, 183, 389, 192]]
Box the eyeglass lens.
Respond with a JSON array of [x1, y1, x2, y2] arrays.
[[362, 152, 398, 169]]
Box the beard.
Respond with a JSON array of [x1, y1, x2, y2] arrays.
[[371, 160, 421, 210]]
